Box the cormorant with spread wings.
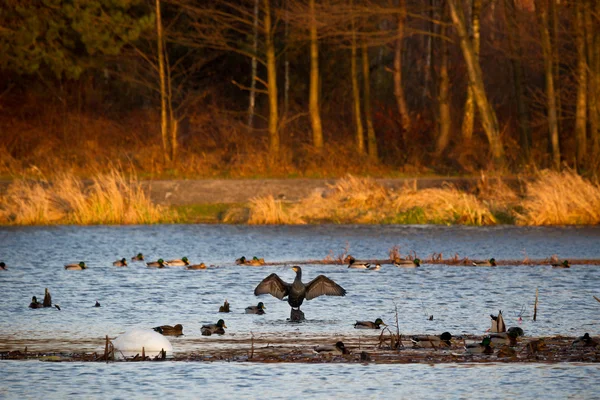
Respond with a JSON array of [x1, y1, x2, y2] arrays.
[[254, 266, 346, 318]]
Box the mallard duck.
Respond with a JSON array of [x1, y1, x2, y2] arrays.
[[489, 330, 520, 346], [314, 341, 349, 355], [219, 300, 230, 313], [473, 258, 497, 267], [465, 336, 493, 354], [235, 256, 247, 265], [132, 253, 145, 261], [153, 324, 184, 336], [354, 318, 386, 329], [248, 256, 265, 266], [507, 327, 524, 337], [113, 258, 128, 267], [572, 333, 599, 347], [490, 310, 506, 333], [201, 319, 227, 336], [29, 296, 44, 309], [552, 260, 570, 268], [94, 300, 101, 307], [393, 258, 421, 267], [254, 266, 347, 317], [366, 264, 381, 271], [165, 257, 189, 266], [186, 263, 207, 270], [0, 262, 7, 270], [65, 262, 87, 270], [146, 259, 168, 268], [345, 256, 369, 269], [411, 332, 453, 348], [245, 302, 266, 314]]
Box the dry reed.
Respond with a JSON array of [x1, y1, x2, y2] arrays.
[[516, 170, 600, 225], [0, 170, 175, 225], [247, 195, 304, 225]]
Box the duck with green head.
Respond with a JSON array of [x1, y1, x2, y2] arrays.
[[248, 256, 265, 266], [146, 259, 168, 268], [489, 329, 521, 346], [473, 258, 497, 267], [201, 319, 227, 336], [393, 258, 421, 267], [245, 302, 266, 314], [0, 262, 7, 270], [314, 341, 349, 355], [572, 333, 599, 347], [132, 253, 144, 261], [354, 318, 386, 329], [153, 324, 184, 336], [166, 257, 189, 266], [411, 332, 453, 348], [236, 256, 247, 265], [29, 296, 44, 309], [113, 258, 128, 267], [345, 256, 369, 269], [65, 262, 87, 270], [465, 336, 494, 354]]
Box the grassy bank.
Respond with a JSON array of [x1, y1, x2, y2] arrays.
[[1, 170, 599, 226]]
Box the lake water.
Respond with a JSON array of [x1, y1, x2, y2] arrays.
[[1, 225, 600, 398]]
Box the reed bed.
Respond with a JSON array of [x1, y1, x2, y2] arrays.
[[0, 170, 176, 225], [516, 170, 600, 225], [247, 195, 304, 225]]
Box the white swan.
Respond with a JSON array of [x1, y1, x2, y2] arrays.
[[112, 328, 173, 357]]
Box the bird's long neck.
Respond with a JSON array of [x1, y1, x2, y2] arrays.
[[294, 268, 302, 283]]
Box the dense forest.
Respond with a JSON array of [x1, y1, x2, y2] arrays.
[[1, 0, 599, 178]]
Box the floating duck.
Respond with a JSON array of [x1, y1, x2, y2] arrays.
[[186, 263, 207, 270], [0, 262, 7, 270], [314, 341, 349, 355], [245, 302, 266, 314], [153, 324, 184, 336], [507, 327, 524, 337], [94, 300, 101, 307], [248, 256, 265, 266], [112, 328, 173, 357], [552, 260, 570, 268], [411, 332, 453, 348], [65, 262, 87, 270], [354, 318, 386, 329], [473, 258, 497, 267], [366, 264, 381, 271], [254, 266, 347, 320], [29, 296, 44, 309], [572, 333, 599, 347], [393, 258, 421, 267], [345, 256, 369, 269], [219, 300, 230, 313], [165, 257, 189, 266], [489, 330, 520, 346], [465, 336, 493, 354], [490, 310, 506, 333], [201, 319, 227, 336], [146, 259, 168, 268], [113, 258, 128, 267], [132, 253, 145, 261], [235, 256, 247, 265]]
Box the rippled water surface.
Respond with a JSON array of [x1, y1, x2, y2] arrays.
[[1, 225, 600, 398]]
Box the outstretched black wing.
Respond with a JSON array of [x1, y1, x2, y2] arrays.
[[305, 275, 347, 300], [254, 273, 291, 300]]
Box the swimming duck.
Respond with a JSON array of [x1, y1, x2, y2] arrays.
[[113, 258, 128, 267], [345, 256, 369, 269], [314, 341, 349, 355], [65, 262, 87, 270], [235, 256, 247, 265], [94, 300, 101, 307], [411, 332, 453, 348], [490, 310, 506, 333], [489, 330, 520, 346], [465, 336, 493, 354], [552, 260, 570, 268], [248, 256, 265, 266], [572, 333, 599, 347], [219, 300, 230, 313], [29, 296, 44, 309], [165, 257, 189, 266], [0, 262, 6, 270], [367, 264, 381, 271], [132, 253, 145, 261], [201, 319, 227, 336], [153, 324, 184, 336], [354, 318, 386, 329], [186, 263, 207, 270], [254, 266, 347, 317], [507, 327, 524, 337], [146, 259, 168, 268], [473, 258, 497, 267], [393, 258, 421, 267], [245, 302, 266, 314]]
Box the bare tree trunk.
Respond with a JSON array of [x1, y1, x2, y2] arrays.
[[165, 46, 178, 161], [504, 0, 531, 162], [284, 0, 290, 117], [394, 0, 411, 133], [423, 0, 434, 104], [535, 0, 560, 169], [350, 0, 364, 154], [575, 0, 587, 169], [585, 0, 598, 163], [248, 0, 259, 129], [436, 0, 451, 155], [265, 0, 279, 154], [461, 0, 481, 144], [448, 0, 504, 165], [549, 0, 561, 134], [156, 0, 169, 161], [309, 0, 323, 149], [594, 0, 600, 162], [362, 42, 378, 161]]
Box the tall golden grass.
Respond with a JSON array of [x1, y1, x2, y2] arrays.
[[247, 195, 304, 225], [517, 170, 600, 225], [0, 170, 176, 225]]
